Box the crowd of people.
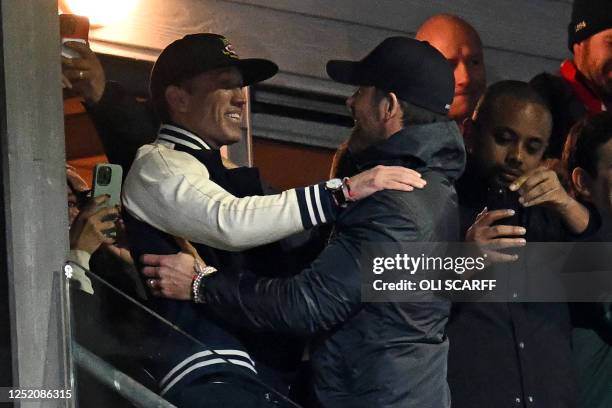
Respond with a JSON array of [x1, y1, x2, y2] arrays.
[[62, 0, 611, 407]]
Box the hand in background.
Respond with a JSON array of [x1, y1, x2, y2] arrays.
[[70, 195, 119, 254], [61, 41, 106, 104], [465, 207, 527, 265]]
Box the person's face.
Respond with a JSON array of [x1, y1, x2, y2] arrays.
[[587, 139, 612, 215], [426, 28, 486, 123], [181, 67, 246, 148], [574, 28, 612, 99], [346, 86, 386, 152], [67, 186, 80, 227], [470, 97, 551, 187]]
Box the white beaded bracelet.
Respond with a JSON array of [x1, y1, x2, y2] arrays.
[[191, 260, 217, 303]]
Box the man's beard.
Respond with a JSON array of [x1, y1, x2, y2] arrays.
[[347, 125, 372, 153], [590, 59, 612, 100]]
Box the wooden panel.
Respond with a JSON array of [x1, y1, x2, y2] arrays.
[[68, 154, 109, 186], [64, 111, 107, 160], [252, 137, 335, 191]]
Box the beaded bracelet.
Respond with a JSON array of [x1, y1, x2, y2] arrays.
[[191, 259, 217, 303]]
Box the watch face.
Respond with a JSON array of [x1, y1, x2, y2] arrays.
[[326, 178, 343, 190]]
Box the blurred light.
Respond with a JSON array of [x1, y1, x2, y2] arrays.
[[60, 0, 140, 26]]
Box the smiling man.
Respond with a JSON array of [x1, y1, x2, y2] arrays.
[[120, 33, 424, 407], [416, 14, 487, 129], [141, 36, 466, 408], [530, 0, 612, 158]]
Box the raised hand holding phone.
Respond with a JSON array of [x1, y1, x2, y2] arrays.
[[92, 164, 123, 238], [60, 14, 89, 59]]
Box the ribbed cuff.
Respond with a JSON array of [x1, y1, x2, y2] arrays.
[[295, 183, 337, 228]]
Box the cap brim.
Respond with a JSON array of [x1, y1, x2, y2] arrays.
[[326, 60, 368, 85], [232, 59, 278, 86]]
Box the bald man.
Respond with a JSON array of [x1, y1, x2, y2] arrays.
[[330, 15, 485, 177], [416, 14, 487, 128]]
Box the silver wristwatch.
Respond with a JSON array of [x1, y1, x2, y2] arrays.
[[325, 178, 350, 208]]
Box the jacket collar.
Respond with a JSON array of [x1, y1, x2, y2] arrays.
[[157, 123, 211, 151], [350, 121, 466, 182]]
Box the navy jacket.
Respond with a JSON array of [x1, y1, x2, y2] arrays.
[[200, 122, 466, 408]]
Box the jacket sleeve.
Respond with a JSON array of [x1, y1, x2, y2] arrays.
[[66, 249, 94, 294], [122, 144, 338, 251], [85, 81, 159, 172], [200, 193, 419, 335]]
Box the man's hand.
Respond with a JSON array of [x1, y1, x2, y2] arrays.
[[509, 166, 572, 210], [141, 252, 196, 300], [509, 165, 589, 233], [70, 195, 119, 254], [105, 217, 134, 265], [61, 41, 106, 104], [347, 165, 426, 201], [465, 207, 527, 264]]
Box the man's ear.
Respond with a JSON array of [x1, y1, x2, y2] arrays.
[[165, 85, 190, 114], [571, 167, 593, 199], [384, 92, 402, 121]]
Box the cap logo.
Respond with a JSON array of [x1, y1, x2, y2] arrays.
[[575, 20, 587, 32], [221, 38, 239, 59]]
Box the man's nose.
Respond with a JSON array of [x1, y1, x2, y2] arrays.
[[454, 61, 471, 89], [232, 88, 246, 108], [507, 143, 524, 166]]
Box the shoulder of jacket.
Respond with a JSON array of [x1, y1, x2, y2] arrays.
[[131, 143, 210, 178]]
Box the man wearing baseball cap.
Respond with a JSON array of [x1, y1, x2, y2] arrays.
[[531, 0, 612, 158], [141, 36, 466, 407], [119, 33, 422, 406]]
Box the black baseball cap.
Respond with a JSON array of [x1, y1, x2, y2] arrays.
[[327, 37, 454, 115], [567, 0, 612, 51], [150, 33, 278, 101]]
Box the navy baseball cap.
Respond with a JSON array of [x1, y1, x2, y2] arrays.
[[327, 37, 454, 115], [151, 33, 278, 100]]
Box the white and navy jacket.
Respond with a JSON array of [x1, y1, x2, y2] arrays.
[[122, 124, 337, 396], [123, 124, 337, 252]]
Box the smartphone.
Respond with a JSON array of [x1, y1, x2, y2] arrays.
[[92, 164, 123, 208], [60, 14, 89, 59], [486, 186, 522, 227]]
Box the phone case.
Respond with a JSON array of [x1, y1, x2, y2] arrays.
[[60, 14, 90, 59], [92, 164, 123, 208]]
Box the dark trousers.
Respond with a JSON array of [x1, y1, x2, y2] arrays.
[[166, 373, 300, 408]]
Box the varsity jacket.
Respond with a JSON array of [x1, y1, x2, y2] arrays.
[[122, 124, 338, 398], [123, 124, 337, 251]]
